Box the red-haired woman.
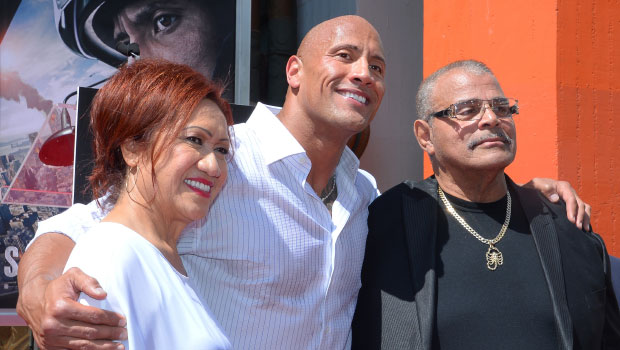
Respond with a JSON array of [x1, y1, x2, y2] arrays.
[[63, 59, 233, 349]]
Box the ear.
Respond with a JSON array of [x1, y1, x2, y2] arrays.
[[120, 140, 141, 168], [413, 119, 435, 156], [286, 55, 302, 89]]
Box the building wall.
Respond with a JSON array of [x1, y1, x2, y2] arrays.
[[557, 0, 620, 253], [357, 0, 425, 191]]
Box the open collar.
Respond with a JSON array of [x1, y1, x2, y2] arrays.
[[244, 103, 361, 184], [245, 103, 306, 166]]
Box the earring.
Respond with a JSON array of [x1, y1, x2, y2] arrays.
[[126, 165, 139, 193]]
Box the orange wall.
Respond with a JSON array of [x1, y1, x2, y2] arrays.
[[423, 0, 620, 254], [557, 0, 620, 253]]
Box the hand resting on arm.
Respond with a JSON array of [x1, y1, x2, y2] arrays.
[[17, 232, 127, 350]]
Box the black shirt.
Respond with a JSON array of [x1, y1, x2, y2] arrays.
[[433, 187, 559, 350]]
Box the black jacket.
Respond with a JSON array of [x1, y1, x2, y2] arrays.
[[352, 176, 620, 350]]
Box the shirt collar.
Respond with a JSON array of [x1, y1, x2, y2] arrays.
[[246, 102, 306, 165], [245, 102, 361, 182], [336, 146, 361, 185]]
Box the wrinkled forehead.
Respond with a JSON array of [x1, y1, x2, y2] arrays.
[[433, 70, 504, 108]]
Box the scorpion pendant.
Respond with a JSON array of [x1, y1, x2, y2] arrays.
[[486, 244, 503, 270]]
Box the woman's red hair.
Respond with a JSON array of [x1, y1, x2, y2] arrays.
[[88, 59, 233, 206]]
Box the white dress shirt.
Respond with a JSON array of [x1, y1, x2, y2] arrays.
[[34, 103, 379, 350]]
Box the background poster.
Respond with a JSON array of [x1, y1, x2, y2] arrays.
[[0, 0, 236, 308]]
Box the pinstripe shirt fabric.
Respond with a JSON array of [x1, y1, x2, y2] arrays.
[[33, 102, 379, 350]]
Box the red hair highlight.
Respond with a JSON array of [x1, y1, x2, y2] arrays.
[[88, 59, 233, 206]]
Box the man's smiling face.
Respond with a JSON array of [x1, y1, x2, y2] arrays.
[[296, 17, 386, 136]]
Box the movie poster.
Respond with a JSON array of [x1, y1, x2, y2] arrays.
[[0, 0, 236, 309]]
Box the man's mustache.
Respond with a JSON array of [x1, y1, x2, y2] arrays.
[[467, 131, 513, 149]]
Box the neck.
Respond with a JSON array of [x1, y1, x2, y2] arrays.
[[434, 166, 508, 203], [103, 190, 188, 275], [277, 104, 351, 194]]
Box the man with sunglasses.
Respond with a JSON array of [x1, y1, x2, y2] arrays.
[[351, 60, 620, 350]]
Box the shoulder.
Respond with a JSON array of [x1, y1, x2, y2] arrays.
[[369, 177, 436, 212], [229, 103, 280, 147], [356, 168, 377, 187], [73, 222, 144, 252], [366, 178, 436, 243], [32, 199, 105, 245], [355, 169, 380, 201], [511, 183, 605, 253], [66, 223, 158, 281]]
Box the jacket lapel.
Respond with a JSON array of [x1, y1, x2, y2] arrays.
[[512, 181, 573, 350], [402, 179, 439, 350]]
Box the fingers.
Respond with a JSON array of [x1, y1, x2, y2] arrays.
[[557, 183, 578, 225], [583, 203, 592, 231], [524, 178, 592, 231], [523, 178, 556, 200], [46, 268, 126, 327], [573, 194, 585, 229], [548, 193, 560, 202], [573, 196, 592, 232], [35, 332, 126, 350], [46, 296, 126, 328], [37, 316, 127, 349], [66, 338, 126, 350], [554, 180, 592, 231], [64, 267, 107, 300], [41, 317, 128, 341], [32, 268, 128, 349]]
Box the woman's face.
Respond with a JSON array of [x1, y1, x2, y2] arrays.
[[140, 99, 230, 222]]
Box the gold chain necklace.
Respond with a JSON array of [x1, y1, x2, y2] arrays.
[[437, 186, 511, 270]]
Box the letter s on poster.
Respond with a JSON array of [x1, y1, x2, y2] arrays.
[[4, 246, 18, 278]]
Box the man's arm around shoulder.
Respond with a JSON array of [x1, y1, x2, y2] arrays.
[[17, 230, 127, 349]]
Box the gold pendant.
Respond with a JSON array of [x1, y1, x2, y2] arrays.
[[486, 244, 503, 270]]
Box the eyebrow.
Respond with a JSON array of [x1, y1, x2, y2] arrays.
[[130, 1, 182, 25], [130, 3, 158, 24], [184, 126, 230, 143], [331, 44, 386, 64]]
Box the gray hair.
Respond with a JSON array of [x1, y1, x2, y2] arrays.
[[415, 60, 500, 121]]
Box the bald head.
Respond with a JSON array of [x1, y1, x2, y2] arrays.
[[280, 15, 386, 144], [297, 16, 383, 59]]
